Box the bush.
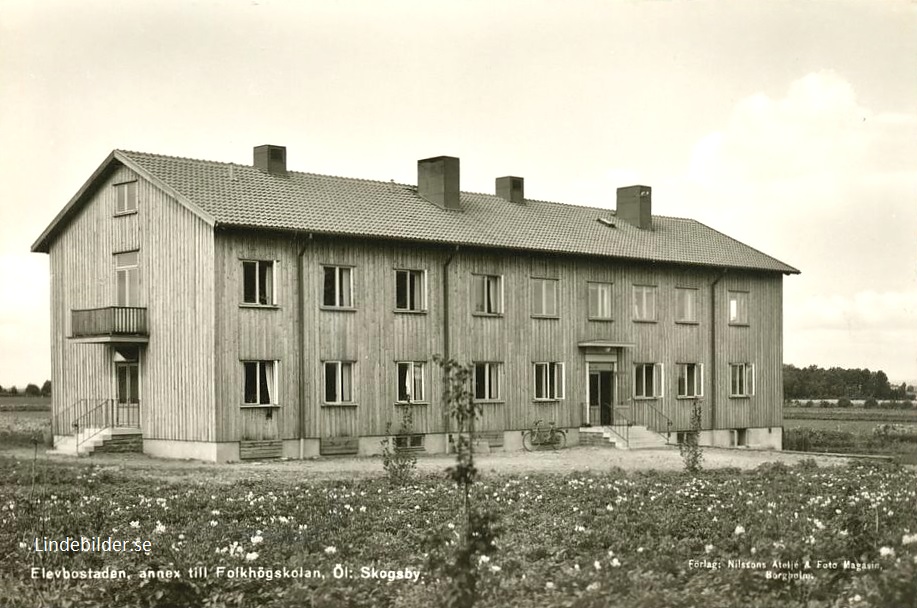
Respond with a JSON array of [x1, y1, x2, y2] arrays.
[[837, 397, 853, 408], [864, 397, 878, 408], [380, 409, 417, 486]]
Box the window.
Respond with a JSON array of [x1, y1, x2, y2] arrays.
[[114, 251, 140, 307], [395, 269, 425, 311], [114, 181, 138, 214], [323, 266, 353, 308], [242, 260, 276, 305], [729, 363, 755, 397], [473, 362, 503, 401], [472, 274, 503, 315], [588, 282, 613, 319], [324, 361, 354, 404], [676, 288, 698, 323], [534, 362, 565, 400], [728, 291, 749, 324], [677, 363, 704, 398], [634, 363, 664, 398], [633, 285, 657, 321], [243, 360, 277, 405], [394, 434, 425, 451], [532, 278, 558, 317], [396, 361, 426, 402]]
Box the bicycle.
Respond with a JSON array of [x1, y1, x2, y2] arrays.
[[522, 419, 567, 451]]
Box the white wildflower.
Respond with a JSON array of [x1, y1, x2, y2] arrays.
[[545, 582, 555, 590], [611, 557, 621, 567], [478, 555, 490, 564], [586, 582, 600, 591], [490, 565, 501, 573], [210, 520, 218, 527], [154, 521, 166, 534], [705, 544, 714, 554], [594, 560, 601, 570], [245, 551, 258, 561], [901, 533, 917, 545], [251, 534, 263, 545], [734, 525, 745, 536], [130, 521, 140, 529], [879, 546, 895, 558]]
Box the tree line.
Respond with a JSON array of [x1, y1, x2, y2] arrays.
[[0, 380, 51, 397], [783, 364, 912, 400]]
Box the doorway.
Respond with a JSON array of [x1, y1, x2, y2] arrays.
[[588, 363, 616, 425], [115, 360, 140, 427]]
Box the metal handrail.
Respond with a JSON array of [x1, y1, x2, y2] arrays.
[[607, 407, 631, 446], [632, 398, 674, 442], [71, 398, 141, 453]]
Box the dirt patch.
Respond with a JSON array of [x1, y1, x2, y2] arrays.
[[0, 444, 854, 483]]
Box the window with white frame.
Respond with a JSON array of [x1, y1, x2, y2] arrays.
[[115, 251, 140, 307], [632, 285, 657, 321], [588, 282, 613, 319], [395, 269, 425, 311], [729, 363, 755, 397], [634, 363, 664, 398], [533, 362, 565, 400], [323, 266, 353, 308], [675, 287, 698, 323], [472, 274, 503, 314], [242, 260, 276, 305], [728, 291, 749, 324], [396, 361, 426, 402], [473, 362, 503, 401], [677, 363, 704, 398], [243, 360, 277, 405], [531, 278, 558, 317], [114, 181, 138, 214], [324, 361, 354, 403]]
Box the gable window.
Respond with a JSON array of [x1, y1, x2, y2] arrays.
[[242, 260, 276, 305], [324, 361, 354, 404], [472, 274, 503, 315], [323, 266, 353, 308], [114, 251, 140, 307], [634, 363, 664, 398], [114, 181, 138, 214], [473, 362, 503, 401], [588, 282, 613, 319], [729, 363, 755, 397], [728, 291, 749, 324], [534, 362, 565, 400], [532, 278, 558, 317], [396, 361, 426, 403], [243, 360, 277, 406], [677, 363, 704, 398], [633, 285, 657, 321], [395, 269, 425, 312], [676, 288, 698, 323]]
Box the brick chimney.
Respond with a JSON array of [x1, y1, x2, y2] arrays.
[[254, 145, 287, 175], [417, 156, 461, 210], [616, 185, 652, 229], [496, 176, 525, 204]]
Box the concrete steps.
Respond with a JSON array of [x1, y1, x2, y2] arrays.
[[50, 428, 141, 456], [579, 425, 671, 450]]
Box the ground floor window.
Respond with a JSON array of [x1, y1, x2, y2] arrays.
[[474, 362, 503, 401], [677, 363, 704, 398], [534, 362, 565, 400], [243, 360, 277, 405], [634, 363, 663, 398], [729, 363, 755, 397], [396, 361, 426, 403], [324, 361, 354, 404]]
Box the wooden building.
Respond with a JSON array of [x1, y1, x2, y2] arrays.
[[32, 146, 798, 461]]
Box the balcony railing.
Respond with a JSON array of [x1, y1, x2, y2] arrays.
[[71, 307, 148, 339]]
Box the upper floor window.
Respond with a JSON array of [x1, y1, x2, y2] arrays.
[[633, 285, 657, 321], [473, 362, 503, 401], [242, 260, 276, 306], [534, 362, 565, 400], [588, 282, 613, 320], [243, 360, 277, 406], [323, 266, 353, 308], [728, 291, 749, 325], [324, 361, 354, 404], [729, 363, 755, 397], [395, 269, 425, 312], [532, 278, 558, 317], [472, 274, 503, 315], [634, 362, 663, 398], [114, 181, 138, 214], [677, 363, 704, 398], [114, 251, 140, 307], [396, 361, 426, 403], [676, 288, 698, 323]]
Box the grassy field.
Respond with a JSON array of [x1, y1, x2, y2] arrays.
[[0, 455, 914, 607], [0, 396, 51, 411], [785, 407, 917, 423]]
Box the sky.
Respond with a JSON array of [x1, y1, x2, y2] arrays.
[[0, 0, 915, 388]]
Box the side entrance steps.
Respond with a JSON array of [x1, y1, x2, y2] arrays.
[[50, 427, 142, 456], [579, 425, 671, 450]]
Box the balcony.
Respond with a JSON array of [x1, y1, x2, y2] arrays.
[[70, 307, 149, 343]]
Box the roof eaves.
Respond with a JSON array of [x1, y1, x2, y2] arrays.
[[688, 219, 800, 275]]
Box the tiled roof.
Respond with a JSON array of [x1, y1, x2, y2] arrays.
[[117, 150, 798, 274]]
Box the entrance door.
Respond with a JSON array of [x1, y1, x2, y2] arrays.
[[588, 364, 616, 425], [115, 361, 140, 427]]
